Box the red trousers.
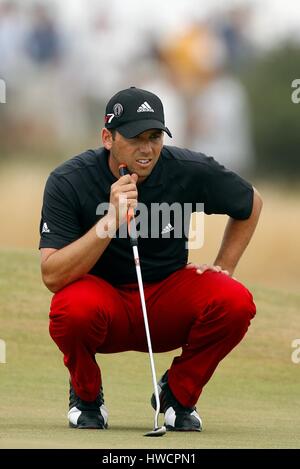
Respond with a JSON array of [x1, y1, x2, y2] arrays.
[[49, 267, 256, 407]]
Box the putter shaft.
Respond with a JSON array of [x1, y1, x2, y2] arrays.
[[119, 164, 164, 435]]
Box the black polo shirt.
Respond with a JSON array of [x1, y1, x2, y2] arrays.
[[39, 146, 253, 285]]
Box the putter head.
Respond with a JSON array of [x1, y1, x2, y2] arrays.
[[144, 425, 166, 437]]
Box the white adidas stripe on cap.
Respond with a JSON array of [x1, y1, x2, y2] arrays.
[[137, 101, 154, 113]]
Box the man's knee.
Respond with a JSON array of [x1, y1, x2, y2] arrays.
[[219, 280, 256, 333], [49, 275, 108, 335]]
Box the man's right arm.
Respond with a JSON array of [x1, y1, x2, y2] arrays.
[[41, 213, 116, 293], [41, 173, 138, 293]]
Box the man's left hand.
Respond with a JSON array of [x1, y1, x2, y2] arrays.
[[186, 263, 230, 276]]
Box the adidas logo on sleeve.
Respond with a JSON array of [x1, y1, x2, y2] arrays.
[[42, 222, 50, 233], [137, 101, 154, 113]]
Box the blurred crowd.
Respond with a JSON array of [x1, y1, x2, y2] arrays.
[[0, 1, 257, 174]]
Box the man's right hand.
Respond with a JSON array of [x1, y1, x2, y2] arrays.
[[108, 173, 138, 227], [41, 173, 139, 293]]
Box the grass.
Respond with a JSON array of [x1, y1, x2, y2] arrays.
[[0, 249, 300, 449]]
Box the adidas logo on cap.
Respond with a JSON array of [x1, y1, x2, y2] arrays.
[[137, 101, 154, 113]]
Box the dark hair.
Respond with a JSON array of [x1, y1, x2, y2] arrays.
[[109, 129, 117, 140]]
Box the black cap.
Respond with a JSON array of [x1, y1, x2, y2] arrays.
[[104, 86, 172, 138]]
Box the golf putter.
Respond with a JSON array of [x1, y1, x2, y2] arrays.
[[119, 164, 166, 437]]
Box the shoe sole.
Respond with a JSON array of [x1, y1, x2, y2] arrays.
[[166, 425, 202, 432], [69, 422, 108, 429]]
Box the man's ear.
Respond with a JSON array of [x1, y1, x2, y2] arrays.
[[101, 128, 113, 150]]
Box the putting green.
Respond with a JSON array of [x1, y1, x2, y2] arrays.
[[0, 250, 299, 448]]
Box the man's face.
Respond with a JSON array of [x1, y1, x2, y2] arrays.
[[103, 128, 164, 183]]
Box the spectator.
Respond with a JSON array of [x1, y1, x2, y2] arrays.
[[25, 4, 62, 65]]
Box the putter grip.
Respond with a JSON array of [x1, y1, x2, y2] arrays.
[[118, 164, 138, 247], [119, 164, 130, 177]]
